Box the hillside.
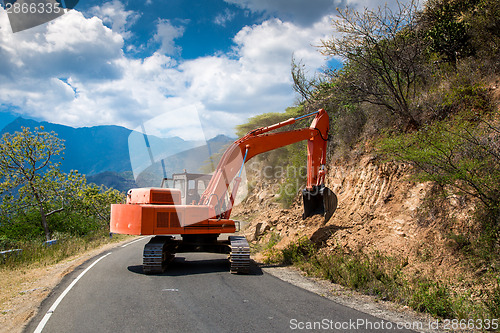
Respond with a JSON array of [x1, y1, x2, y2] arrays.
[[1, 118, 133, 175], [234, 0, 500, 321], [1, 118, 234, 191]]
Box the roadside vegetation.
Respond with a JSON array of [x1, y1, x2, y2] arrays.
[[263, 237, 500, 320], [0, 126, 126, 268], [240, 0, 499, 321]]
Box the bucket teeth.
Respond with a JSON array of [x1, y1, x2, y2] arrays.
[[302, 185, 337, 223], [229, 236, 250, 274]]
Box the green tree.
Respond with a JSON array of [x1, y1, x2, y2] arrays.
[[320, 0, 426, 129], [422, 0, 476, 66], [0, 127, 69, 240], [0, 127, 126, 241], [74, 183, 125, 226], [291, 56, 329, 103]]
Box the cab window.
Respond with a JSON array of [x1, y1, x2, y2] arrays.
[[197, 180, 206, 195], [173, 179, 185, 198]]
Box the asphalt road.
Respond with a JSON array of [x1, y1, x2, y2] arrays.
[[25, 237, 416, 333]]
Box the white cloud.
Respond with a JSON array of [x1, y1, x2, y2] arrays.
[[214, 8, 236, 27], [177, 16, 331, 118], [0, 4, 333, 138], [154, 19, 185, 56], [226, 0, 418, 26], [88, 0, 140, 38]]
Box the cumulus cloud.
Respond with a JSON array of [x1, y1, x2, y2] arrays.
[[89, 0, 141, 38], [0, 9, 126, 123], [178, 16, 331, 122], [88, 0, 140, 38], [0, 3, 333, 137], [0, 10, 124, 69], [154, 19, 185, 56]]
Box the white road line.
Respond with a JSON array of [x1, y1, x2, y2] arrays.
[[121, 236, 150, 248], [33, 252, 112, 333]]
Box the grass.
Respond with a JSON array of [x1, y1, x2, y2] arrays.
[[250, 231, 281, 255], [0, 231, 132, 269], [263, 237, 499, 321]]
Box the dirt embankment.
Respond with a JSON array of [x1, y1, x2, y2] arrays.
[[234, 154, 480, 285]]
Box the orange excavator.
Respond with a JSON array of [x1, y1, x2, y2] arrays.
[[110, 109, 337, 274]]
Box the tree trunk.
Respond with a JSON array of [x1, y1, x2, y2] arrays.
[[38, 203, 51, 241], [39, 205, 51, 241], [30, 184, 51, 241]]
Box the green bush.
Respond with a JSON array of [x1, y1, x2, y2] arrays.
[[409, 280, 454, 318], [0, 211, 45, 244], [441, 82, 493, 117], [48, 212, 104, 237], [281, 236, 316, 265], [423, 0, 476, 65], [379, 115, 500, 207], [263, 238, 497, 319]]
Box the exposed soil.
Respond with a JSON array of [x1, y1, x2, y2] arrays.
[[233, 153, 493, 308]]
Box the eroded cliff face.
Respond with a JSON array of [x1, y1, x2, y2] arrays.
[[234, 154, 478, 282]]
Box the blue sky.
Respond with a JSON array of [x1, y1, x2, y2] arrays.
[[0, 0, 404, 139]]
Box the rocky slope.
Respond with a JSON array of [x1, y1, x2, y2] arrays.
[[233, 154, 482, 288]]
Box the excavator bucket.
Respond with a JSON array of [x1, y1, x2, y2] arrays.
[[302, 185, 338, 223]]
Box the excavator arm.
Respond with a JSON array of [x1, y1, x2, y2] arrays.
[[199, 108, 337, 222]]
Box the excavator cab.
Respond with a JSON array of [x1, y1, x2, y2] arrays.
[[302, 185, 338, 223], [161, 171, 212, 205]]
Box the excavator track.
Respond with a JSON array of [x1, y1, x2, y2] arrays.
[[228, 236, 250, 274], [143, 236, 175, 274]]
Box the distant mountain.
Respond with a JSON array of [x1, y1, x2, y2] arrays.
[[1, 117, 133, 175], [86, 171, 137, 193], [0, 117, 235, 191]]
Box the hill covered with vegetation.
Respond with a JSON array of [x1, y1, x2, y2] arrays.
[[237, 0, 499, 321]]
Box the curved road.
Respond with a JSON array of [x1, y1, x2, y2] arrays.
[[25, 237, 415, 333]]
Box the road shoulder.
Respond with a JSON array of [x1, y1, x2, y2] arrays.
[[0, 237, 137, 333], [262, 265, 443, 333]]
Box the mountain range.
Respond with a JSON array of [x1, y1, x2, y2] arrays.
[[0, 118, 234, 191]]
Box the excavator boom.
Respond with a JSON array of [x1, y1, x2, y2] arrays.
[[199, 109, 336, 221]]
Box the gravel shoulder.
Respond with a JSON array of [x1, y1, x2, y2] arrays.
[[262, 265, 445, 333]]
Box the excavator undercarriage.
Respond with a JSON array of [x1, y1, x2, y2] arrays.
[[142, 234, 250, 274]]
